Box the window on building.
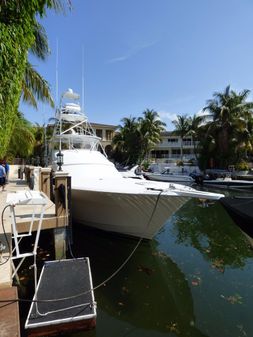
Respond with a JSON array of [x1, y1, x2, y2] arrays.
[[106, 130, 113, 141], [96, 129, 102, 138], [150, 150, 169, 158], [172, 149, 180, 155], [168, 138, 178, 143]]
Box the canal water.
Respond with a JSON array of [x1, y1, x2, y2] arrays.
[[19, 189, 253, 337]]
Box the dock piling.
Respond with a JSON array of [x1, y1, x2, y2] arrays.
[[39, 168, 52, 199], [53, 172, 70, 259]]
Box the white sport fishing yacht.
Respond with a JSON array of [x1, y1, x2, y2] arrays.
[[50, 89, 224, 239]]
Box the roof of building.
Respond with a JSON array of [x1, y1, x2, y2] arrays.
[[90, 122, 118, 130]]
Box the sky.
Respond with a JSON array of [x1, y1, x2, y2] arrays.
[[21, 0, 253, 130]]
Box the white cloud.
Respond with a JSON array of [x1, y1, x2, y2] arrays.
[[158, 111, 178, 122], [196, 108, 208, 117], [108, 40, 158, 63], [108, 55, 129, 63], [157, 111, 178, 130]]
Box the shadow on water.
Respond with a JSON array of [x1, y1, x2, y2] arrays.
[[69, 225, 209, 337]]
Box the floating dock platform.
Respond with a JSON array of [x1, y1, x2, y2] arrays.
[[25, 258, 96, 337]]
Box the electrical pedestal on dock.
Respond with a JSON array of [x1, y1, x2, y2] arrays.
[[25, 258, 97, 337]]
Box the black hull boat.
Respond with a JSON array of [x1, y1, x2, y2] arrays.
[[220, 196, 253, 237]]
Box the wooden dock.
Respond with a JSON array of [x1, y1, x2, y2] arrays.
[[0, 287, 20, 337], [0, 165, 71, 337], [0, 170, 57, 287]]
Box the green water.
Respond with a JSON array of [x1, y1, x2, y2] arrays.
[[19, 191, 253, 337], [65, 196, 253, 337]]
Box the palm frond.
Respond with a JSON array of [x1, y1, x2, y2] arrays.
[[21, 83, 38, 109], [30, 22, 50, 60], [22, 62, 54, 108]]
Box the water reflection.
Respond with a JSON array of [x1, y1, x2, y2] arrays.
[[71, 226, 209, 337], [167, 199, 253, 270]]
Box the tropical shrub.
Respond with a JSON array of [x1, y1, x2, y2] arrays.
[[0, 0, 64, 158], [176, 160, 184, 166], [235, 161, 249, 171]]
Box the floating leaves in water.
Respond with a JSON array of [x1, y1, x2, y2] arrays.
[[121, 286, 129, 294], [211, 258, 225, 272], [152, 251, 167, 259], [166, 322, 180, 334], [220, 293, 243, 304], [137, 265, 154, 275]]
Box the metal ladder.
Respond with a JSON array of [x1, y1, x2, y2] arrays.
[[6, 190, 47, 279]]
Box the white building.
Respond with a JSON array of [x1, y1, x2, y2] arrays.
[[90, 124, 197, 164], [150, 132, 197, 164]]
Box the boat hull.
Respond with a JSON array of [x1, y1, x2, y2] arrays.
[[71, 188, 190, 239], [220, 196, 253, 237], [203, 180, 253, 189], [144, 173, 194, 185]]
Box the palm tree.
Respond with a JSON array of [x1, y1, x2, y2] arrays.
[[30, 21, 50, 61], [138, 109, 166, 162], [233, 114, 253, 162], [112, 117, 141, 165], [187, 114, 203, 162], [6, 112, 35, 160], [0, 0, 66, 157], [22, 1, 70, 109], [172, 115, 190, 161], [112, 111, 166, 165], [32, 123, 47, 163], [22, 62, 54, 109], [203, 85, 253, 168], [21, 20, 55, 108]]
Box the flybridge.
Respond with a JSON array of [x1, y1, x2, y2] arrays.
[[50, 88, 105, 153]]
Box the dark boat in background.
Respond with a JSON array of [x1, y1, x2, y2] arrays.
[[203, 177, 253, 190], [220, 196, 253, 237]]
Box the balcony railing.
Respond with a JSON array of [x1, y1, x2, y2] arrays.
[[150, 154, 196, 160], [182, 141, 193, 146], [160, 141, 196, 147]]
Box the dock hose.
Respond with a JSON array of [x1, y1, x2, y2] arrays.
[[0, 189, 164, 309]]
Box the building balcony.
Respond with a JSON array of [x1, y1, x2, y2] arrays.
[[158, 142, 197, 149], [150, 153, 196, 160]]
